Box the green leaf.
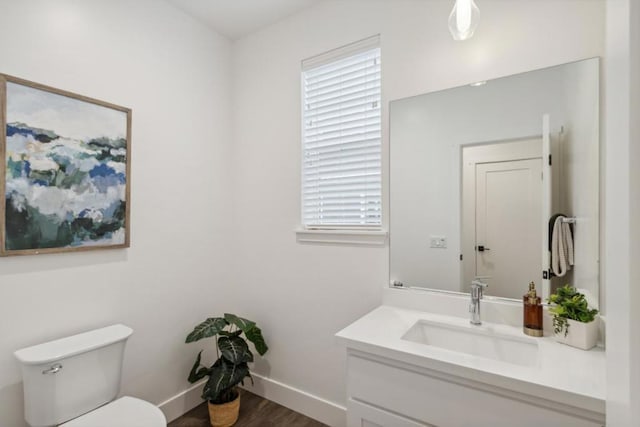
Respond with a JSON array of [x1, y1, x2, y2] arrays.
[[202, 362, 230, 402], [229, 362, 250, 388], [224, 313, 256, 332], [187, 350, 210, 383], [219, 330, 243, 338], [218, 335, 253, 364], [245, 325, 268, 356], [186, 318, 228, 343], [548, 284, 598, 327], [202, 360, 250, 403]]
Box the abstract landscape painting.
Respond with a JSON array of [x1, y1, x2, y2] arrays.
[[1, 75, 131, 255]]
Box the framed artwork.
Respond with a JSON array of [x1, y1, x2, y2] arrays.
[[0, 74, 131, 256]]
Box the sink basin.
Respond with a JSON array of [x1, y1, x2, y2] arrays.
[[401, 320, 539, 367]]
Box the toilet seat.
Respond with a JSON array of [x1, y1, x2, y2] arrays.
[[60, 396, 166, 427]]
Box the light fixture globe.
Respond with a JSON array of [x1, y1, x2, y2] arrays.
[[448, 0, 480, 41]]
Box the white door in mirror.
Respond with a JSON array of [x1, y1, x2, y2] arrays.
[[475, 158, 542, 299]]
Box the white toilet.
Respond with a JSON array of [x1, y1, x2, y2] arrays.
[[14, 324, 167, 427]]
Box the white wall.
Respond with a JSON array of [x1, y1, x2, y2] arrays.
[[230, 0, 604, 424], [0, 1, 233, 426], [605, 0, 640, 425]]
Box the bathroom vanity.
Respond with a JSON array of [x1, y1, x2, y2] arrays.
[[348, 56, 606, 427], [336, 305, 605, 427]]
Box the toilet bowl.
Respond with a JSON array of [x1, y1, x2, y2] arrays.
[[14, 325, 166, 427]]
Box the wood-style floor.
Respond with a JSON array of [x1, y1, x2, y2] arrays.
[[168, 390, 328, 427]]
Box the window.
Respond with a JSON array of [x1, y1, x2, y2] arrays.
[[301, 36, 381, 229]]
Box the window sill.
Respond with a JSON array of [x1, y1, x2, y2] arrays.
[[295, 228, 388, 246]]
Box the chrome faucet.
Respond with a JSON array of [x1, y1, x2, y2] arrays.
[[469, 278, 489, 325]]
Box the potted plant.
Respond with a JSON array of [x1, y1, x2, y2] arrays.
[[547, 285, 599, 350], [186, 314, 268, 427]]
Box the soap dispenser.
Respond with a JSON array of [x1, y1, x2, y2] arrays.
[[523, 281, 543, 337]]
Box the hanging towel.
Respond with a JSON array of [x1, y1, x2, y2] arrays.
[[551, 215, 574, 277]]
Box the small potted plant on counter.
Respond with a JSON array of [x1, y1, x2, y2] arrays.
[[548, 285, 599, 350], [186, 314, 268, 427]]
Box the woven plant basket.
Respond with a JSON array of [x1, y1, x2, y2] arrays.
[[208, 390, 241, 427]]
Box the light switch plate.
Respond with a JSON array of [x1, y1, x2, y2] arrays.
[[430, 236, 447, 249]]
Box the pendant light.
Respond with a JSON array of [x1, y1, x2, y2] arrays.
[[448, 0, 480, 41]]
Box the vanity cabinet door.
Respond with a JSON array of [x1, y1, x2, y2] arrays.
[[348, 399, 433, 427], [347, 354, 604, 427]]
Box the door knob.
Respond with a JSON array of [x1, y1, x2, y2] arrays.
[[477, 245, 490, 252]]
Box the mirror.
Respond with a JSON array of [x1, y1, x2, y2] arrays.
[[390, 58, 600, 305]]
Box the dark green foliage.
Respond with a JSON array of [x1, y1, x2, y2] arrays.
[[67, 201, 125, 241], [5, 195, 74, 249], [186, 314, 268, 404], [186, 318, 228, 343], [95, 148, 125, 163], [56, 221, 74, 246], [218, 336, 253, 364], [244, 326, 268, 356], [5, 194, 126, 250], [188, 351, 211, 383], [87, 137, 126, 163], [203, 360, 250, 404], [218, 330, 243, 338], [224, 313, 256, 332], [111, 201, 126, 224], [6, 197, 42, 249], [87, 136, 127, 149], [34, 133, 58, 143], [547, 285, 599, 336]]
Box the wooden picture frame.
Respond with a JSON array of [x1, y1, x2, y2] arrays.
[[0, 74, 131, 256]]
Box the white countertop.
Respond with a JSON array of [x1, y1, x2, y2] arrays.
[[335, 305, 605, 414]]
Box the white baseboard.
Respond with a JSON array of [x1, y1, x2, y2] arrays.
[[158, 379, 206, 423], [157, 374, 347, 427], [242, 373, 346, 427]]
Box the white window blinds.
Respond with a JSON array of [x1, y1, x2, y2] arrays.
[[302, 37, 381, 228]]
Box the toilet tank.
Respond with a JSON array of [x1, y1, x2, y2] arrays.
[[14, 325, 133, 427]]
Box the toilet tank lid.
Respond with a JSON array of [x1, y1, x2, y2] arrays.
[[14, 324, 133, 365]]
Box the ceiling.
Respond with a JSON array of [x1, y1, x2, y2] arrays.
[[166, 0, 323, 40]]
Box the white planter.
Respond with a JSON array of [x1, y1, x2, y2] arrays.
[[554, 317, 599, 350]]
